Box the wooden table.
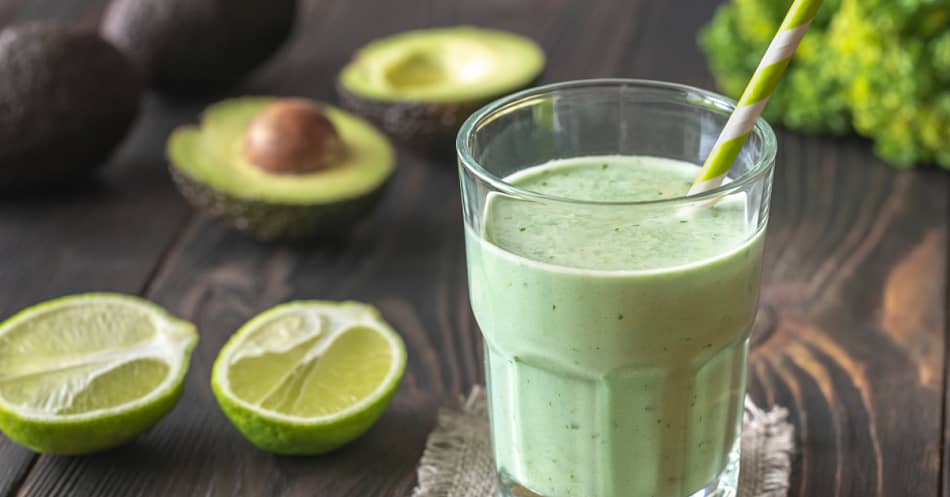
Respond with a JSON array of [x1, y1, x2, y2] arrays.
[[0, 0, 947, 496]]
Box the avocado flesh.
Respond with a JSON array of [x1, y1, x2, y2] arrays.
[[337, 27, 545, 151], [168, 98, 395, 241]]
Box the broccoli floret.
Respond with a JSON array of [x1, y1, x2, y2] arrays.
[[829, 0, 950, 168], [700, 0, 849, 134], [700, 0, 950, 168]]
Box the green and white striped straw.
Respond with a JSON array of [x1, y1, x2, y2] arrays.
[[689, 0, 822, 195]]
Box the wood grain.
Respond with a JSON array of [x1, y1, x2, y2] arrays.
[[752, 135, 946, 497], [0, 0, 948, 496]]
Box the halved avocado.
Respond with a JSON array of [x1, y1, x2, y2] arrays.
[[167, 97, 394, 241], [337, 26, 545, 153]]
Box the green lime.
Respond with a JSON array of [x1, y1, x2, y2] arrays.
[[0, 293, 198, 454], [211, 300, 406, 454]]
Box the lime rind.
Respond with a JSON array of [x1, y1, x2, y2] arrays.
[[0, 293, 198, 454], [0, 376, 187, 454], [211, 300, 406, 454], [214, 382, 397, 454]]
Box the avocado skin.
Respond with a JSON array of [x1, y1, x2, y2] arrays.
[[336, 80, 481, 156], [169, 165, 390, 241], [0, 23, 142, 190], [100, 0, 295, 97]]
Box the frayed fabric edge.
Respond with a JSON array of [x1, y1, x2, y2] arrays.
[[739, 397, 795, 497]]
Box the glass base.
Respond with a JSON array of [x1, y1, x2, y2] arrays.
[[498, 437, 740, 497]]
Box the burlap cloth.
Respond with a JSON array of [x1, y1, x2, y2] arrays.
[[411, 387, 794, 497]]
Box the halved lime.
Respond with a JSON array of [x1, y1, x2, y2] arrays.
[[211, 300, 406, 454], [0, 293, 198, 454]]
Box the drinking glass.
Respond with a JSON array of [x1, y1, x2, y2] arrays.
[[458, 79, 776, 497]]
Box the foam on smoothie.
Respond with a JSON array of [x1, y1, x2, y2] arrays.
[[484, 155, 753, 270]]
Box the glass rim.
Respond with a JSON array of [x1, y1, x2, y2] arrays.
[[456, 78, 777, 207]]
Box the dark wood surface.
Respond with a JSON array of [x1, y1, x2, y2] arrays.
[[0, 1, 947, 496]]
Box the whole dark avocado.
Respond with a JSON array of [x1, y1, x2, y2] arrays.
[[100, 0, 296, 97], [0, 23, 142, 190]]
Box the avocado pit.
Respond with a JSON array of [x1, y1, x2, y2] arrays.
[[244, 99, 345, 175]]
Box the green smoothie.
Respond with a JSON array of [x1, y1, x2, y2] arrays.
[[465, 155, 764, 497]]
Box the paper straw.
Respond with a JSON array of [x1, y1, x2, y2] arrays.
[[689, 0, 822, 195]]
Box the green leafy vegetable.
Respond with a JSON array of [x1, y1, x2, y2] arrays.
[[700, 0, 950, 168]]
